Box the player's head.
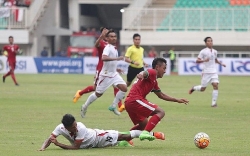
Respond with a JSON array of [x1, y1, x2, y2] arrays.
[[204, 37, 213, 48], [133, 33, 141, 47], [106, 29, 117, 45], [9, 36, 14, 44], [100, 27, 108, 41], [152, 57, 167, 78], [61, 114, 77, 133]]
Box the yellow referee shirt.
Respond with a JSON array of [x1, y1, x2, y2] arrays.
[[125, 45, 144, 68]]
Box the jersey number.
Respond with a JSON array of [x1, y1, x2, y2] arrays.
[[105, 136, 113, 142]]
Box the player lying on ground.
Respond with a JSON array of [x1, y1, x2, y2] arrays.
[[38, 114, 165, 150], [125, 57, 189, 141]]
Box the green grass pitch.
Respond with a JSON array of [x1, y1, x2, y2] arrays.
[[0, 74, 249, 156]]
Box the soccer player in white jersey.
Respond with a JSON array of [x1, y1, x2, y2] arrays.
[[38, 114, 164, 150], [189, 37, 226, 107], [80, 29, 127, 117]]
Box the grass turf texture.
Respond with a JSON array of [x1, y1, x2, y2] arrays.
[[0, 74, 249, 156]]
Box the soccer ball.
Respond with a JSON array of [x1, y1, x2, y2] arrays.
[[3, 51, 8, 56], [194, 132, 210, 149]]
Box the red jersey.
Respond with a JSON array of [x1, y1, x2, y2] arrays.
[[126, 69, 161, 101], [3, 44, 19, 62], [96, 40, 108, 71]]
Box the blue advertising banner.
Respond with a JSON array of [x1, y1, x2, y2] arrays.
[[34, 58, 83, 74]]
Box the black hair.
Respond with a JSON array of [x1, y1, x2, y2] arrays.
[[100, 27, 107, 33], [61, 114, 75, 127], [204, 37, 212, 43], [133, 33, 140, 39], [106, 29, 115, 36], [9, 36, 13, 39], [152, 57, 167, 69]]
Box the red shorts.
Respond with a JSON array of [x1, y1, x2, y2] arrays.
[[93, 70, 101, 85], [8, 61, 16, 70], [125, 99, 158, 125]]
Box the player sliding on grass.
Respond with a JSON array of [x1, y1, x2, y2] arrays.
[[73, 27, 125, 112], [38, 114, 165, 150], [125, 57, 189, 141], [80, 29, 127, 117], [188, 37, 226, 107]]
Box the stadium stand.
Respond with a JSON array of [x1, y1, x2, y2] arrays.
[[157, 0, 250, 31]]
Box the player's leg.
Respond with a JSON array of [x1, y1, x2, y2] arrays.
[[9, 62, 18, 85], [81, 76, 112, 118], [73, 71, 99, 103], [189, 73, 208, 94], [211, 74, 219, 107], [139, 105, 165, 141], [108, 75, 127, 115], [113, 86, 125, 112]]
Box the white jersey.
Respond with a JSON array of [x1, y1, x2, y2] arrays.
[[100, 44, 119, 77], [52, 122, 97, 149], [198, 47, 218, 73]]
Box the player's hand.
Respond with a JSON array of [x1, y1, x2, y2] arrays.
[[117, 56, 124, 61], [117, 68, 124, 74], [101, 28, 108, 38], [134, 61, 140, 66], [144, 63, 149, 67], [222, 64, 226, 67], [203, 58, 209, 62], [177, 98, 189, 105]]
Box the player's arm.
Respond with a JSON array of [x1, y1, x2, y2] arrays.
[[102, 54, 124, 61], [215, 58, 226, 67], [95, 28, 108, 48], [50, 137, 82, 150], [38, 135, 54, 151], [196, 51, 209, 63], [154, 91, 189, 105], [137, 71, 149, 79]]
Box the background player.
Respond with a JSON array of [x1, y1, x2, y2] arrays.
[[124, 33, 148, 87], [2, 36, 21, 86], [73, 27, 125, 112], [38, 114, 160, 150], [80, 29, 126, 118], [125, 57, 189, 140], [189, 37, 226, 107]]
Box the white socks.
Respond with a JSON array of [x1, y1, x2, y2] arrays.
[[212, 90, 218, 105], [82, 92, 98, 108], [130, 130, 142, 138], [193, 85, 202, 91], [111, 90, 126, 108]]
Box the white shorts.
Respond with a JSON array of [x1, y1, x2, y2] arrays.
[[94, 129, 119, 148], [96, 74, 126, 94], [201, 73, 219, 87]]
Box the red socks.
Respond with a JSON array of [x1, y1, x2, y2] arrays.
[[79, 86, 94, 95], [144, 115, 161, 132]]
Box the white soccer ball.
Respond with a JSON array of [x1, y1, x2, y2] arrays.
[[194, 132, 210, 149]]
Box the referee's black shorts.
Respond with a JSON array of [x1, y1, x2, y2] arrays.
[[127, 66, 144, 83]]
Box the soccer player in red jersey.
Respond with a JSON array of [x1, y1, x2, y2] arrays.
[[73, 27, 125, 112], [125, 57, 189, 141], [2, 36, 20, 86]]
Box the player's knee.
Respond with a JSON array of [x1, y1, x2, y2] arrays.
[[200, 87, 206, 92], [126, 81, 131, 87], [119, 85, 127, 92], [95, 92, 102, 97], [212, 83, 218, 90]]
